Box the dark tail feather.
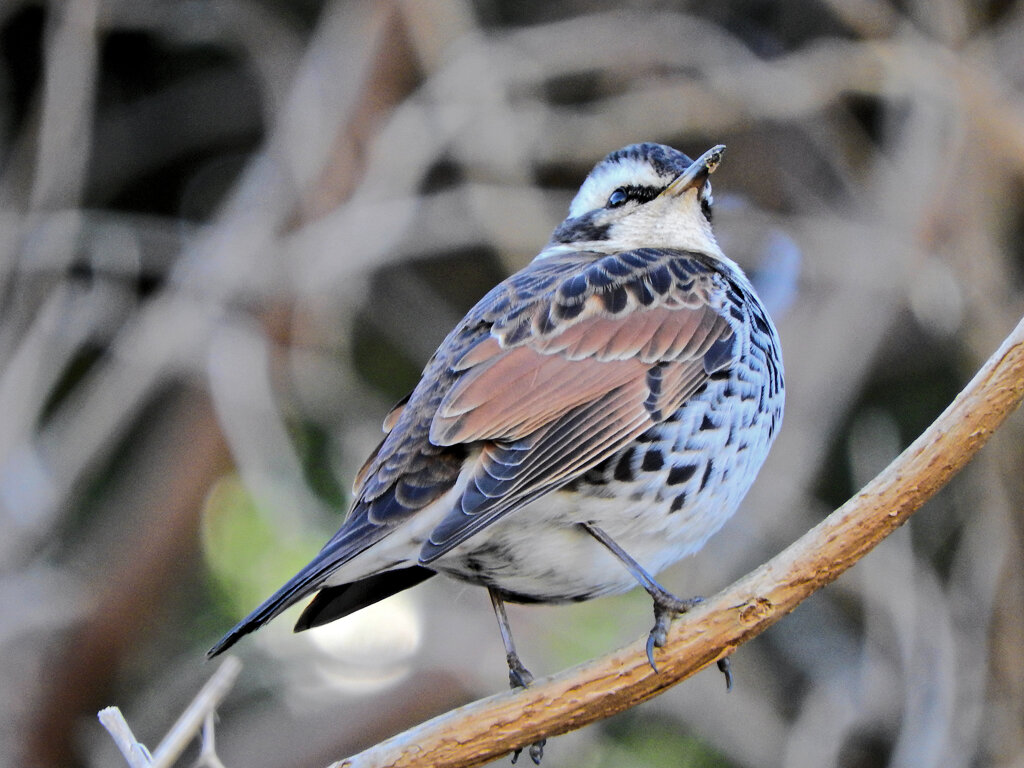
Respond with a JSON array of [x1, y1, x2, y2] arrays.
[[207, 518, 388, 658], [207, 560, 327, 658], [293, 566, 436, 631]]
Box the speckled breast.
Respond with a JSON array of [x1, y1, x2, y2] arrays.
[[435, 283, 784, 604]]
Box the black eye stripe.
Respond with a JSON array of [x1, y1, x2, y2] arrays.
[[700, 187, 713, 222], [606, 184, 662, 208]]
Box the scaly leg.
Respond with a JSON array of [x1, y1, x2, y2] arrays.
[[580, 522, 732, 690], [489, 588, 534, 688], [488, 589, 546, 764]]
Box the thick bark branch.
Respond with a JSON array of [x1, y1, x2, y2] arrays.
[[330, 314, 1024, 768]]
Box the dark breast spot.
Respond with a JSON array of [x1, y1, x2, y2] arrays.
[[667, 464, 697, 485], [699, 461, 714, 491], [752, 306, 773, 336], [641, 449, 664, 471], [614, 447, 636, 482]]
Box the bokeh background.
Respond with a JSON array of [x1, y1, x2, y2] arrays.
[[2, 1, 1023, 766]]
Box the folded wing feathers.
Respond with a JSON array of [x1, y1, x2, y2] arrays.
[[348, 249, 739, 561], [422, 382, 656, 559]]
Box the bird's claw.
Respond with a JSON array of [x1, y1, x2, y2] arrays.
[[506, 654, 544, 764], [645, 611, 670, 672], [717, 656, 733, 691], [529, 740, 546, 764], [507, 653, 534, 689], [645, 632, 660, 673], [645, 595, 703, 673], [511, 739, 546, 765]]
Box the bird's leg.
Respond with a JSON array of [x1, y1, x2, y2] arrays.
[[489, 589, 546, 765], [580, 522, 730, 688], [489, 588, 534, 688]]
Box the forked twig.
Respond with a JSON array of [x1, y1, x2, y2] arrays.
[[100, 657, 242, 768]]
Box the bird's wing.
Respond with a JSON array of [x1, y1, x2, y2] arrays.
[[351, 393, 410, 495], [414, 246, 740, 561]]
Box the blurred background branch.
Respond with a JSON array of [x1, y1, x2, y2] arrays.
[[98, 656, 241, 768], [1, 1, 1022, 767]]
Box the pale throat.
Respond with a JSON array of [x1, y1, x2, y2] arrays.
[[604, 193, 722, 256]]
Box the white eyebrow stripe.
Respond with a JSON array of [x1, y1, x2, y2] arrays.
[[568, 159, 669, 218]]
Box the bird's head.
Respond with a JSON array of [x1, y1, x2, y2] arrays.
[[545, 142, 725, 255]]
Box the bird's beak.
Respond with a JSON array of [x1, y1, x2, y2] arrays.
[[660, 145, 726, 198]]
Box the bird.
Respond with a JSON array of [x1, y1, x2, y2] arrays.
[[208, 143, 784, 754]]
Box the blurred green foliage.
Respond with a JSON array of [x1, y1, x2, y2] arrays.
[[201, 474, 324, 621], [596, 711, 736, 768]]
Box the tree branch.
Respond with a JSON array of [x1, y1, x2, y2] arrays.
[[330, 314, 1024, 768], [97, 707, 153, 768], [149, 656, 242, 768], [99, 657, 242, 768]]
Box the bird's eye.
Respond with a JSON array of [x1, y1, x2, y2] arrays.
[[607, 188, 629, 208]]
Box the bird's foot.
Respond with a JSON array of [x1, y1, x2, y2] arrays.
[[511, 740, 546, 765], [507, 652, 534, 689], [506, 652, 545, 764], [645, 593, 703, 673], [579, 522, 736, 686]]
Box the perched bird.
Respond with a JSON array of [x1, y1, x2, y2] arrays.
[[209, 143, 784, 711]]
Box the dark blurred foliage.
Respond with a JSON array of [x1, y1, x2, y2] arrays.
[[0, 1, 1022, 767]]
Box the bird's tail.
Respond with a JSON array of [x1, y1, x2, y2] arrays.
[[206, 517, 387, 658], [206, 555, 334, 658]]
